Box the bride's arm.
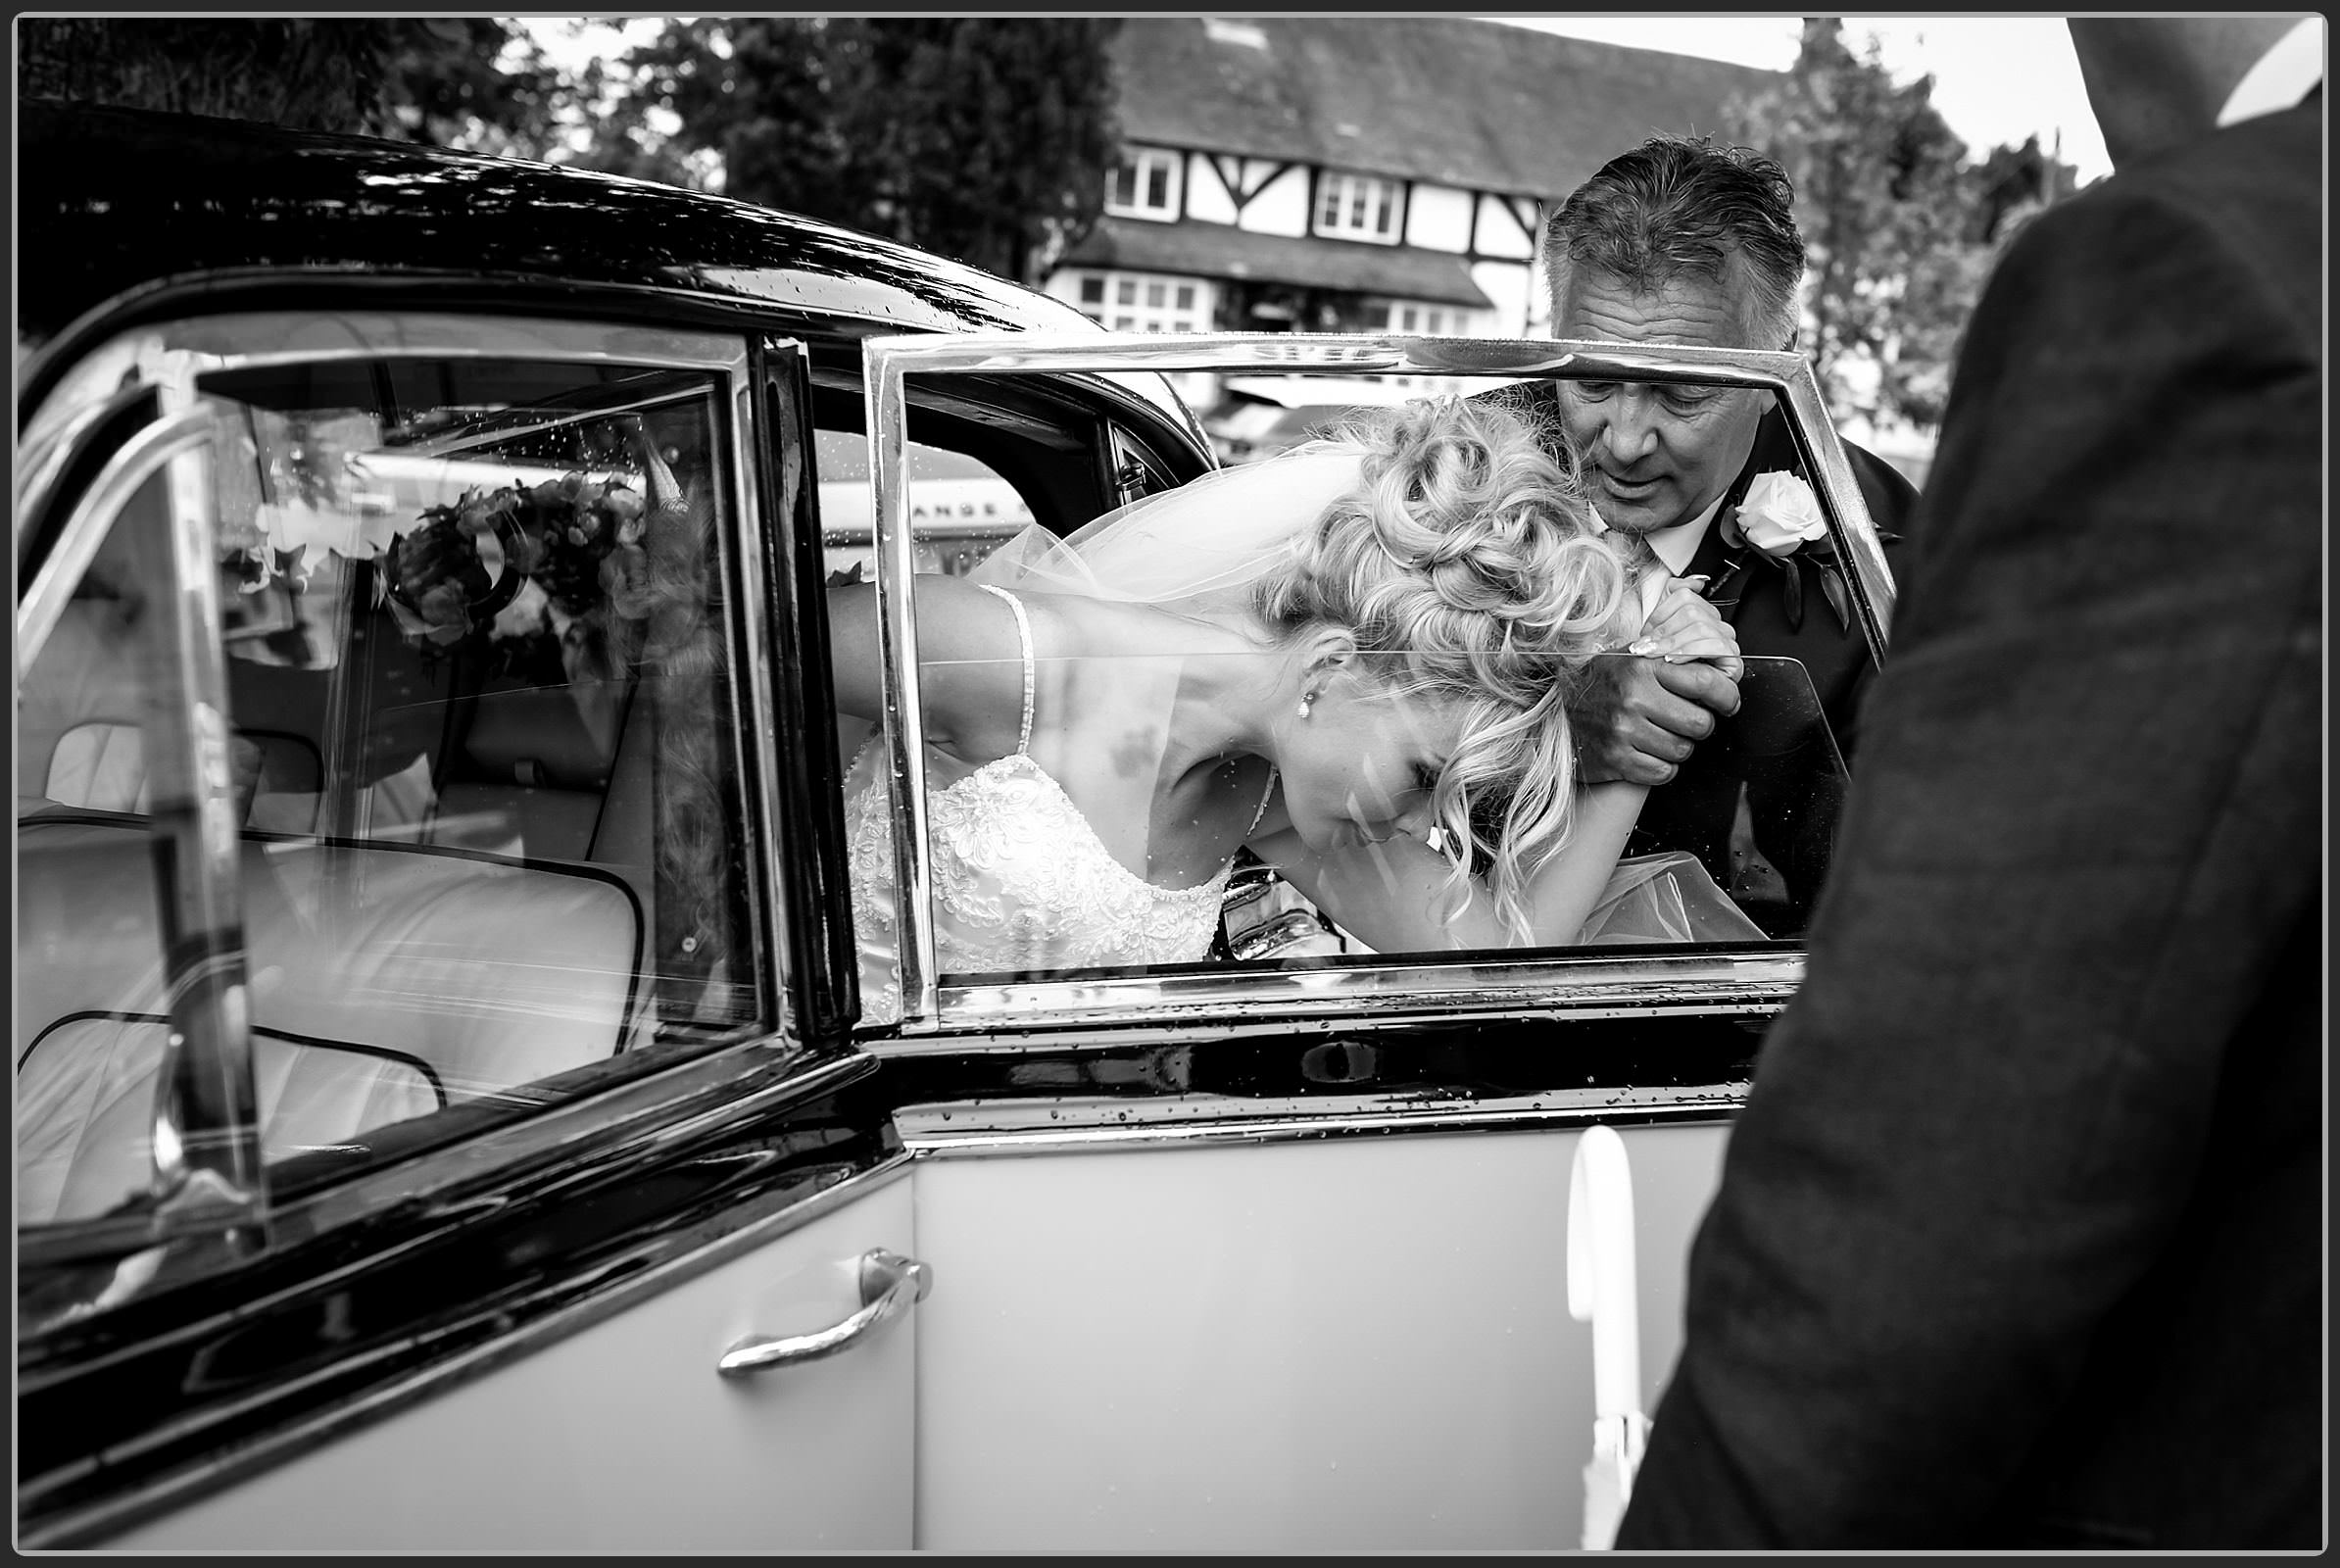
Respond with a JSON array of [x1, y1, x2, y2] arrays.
[[1243, 583, 1735, 953], [826, 575, 1030, 757], [1247, 779, 1650, 953]]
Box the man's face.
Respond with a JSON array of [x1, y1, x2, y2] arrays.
[[1552, 265, 1775, 538]]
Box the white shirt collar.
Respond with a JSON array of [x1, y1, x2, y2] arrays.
[[1586, 487, 1729, 577], [2218, 17, 2323, 127]]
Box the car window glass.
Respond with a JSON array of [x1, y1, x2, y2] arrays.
[[814, 427, 1034, 580], [845, 353, 1870, 1029], [875, 642, 1839, 999], [843, 632, 1846, 1027], [17, 350, 765, 1225], [815, 423, 1048, 946]]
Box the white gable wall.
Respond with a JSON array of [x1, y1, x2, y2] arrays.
[[1185, 155, 1239, 224], [1471, 260, 1537, 338], [1403, 184, 1473, 254], [1237, 164, 1312, 237], [1472, 195, 1538, 261]]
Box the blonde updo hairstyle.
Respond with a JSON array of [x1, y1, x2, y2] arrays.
[[1251, 395, 1638, 939]]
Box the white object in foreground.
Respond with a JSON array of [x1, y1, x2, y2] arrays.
[[1568, 1124, 1651, 1550]]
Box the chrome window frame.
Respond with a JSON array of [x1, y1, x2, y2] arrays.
[[17, 402, 269, 1259], [859, 331, 1895, 1042], [16, 377, 164, 561], [16, 311, 800, 1278]]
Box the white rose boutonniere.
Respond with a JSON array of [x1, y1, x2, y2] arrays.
[[1722, 470, 1852, 634], [1731, 470, 1829, 555]]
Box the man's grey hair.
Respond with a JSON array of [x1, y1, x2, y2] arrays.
[[1541, 135, 1807, 352]]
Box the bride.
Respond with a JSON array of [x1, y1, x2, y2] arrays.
[[831, 395, 1755, 1024]]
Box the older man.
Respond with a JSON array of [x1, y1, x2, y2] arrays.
[[1512, 136, 1920, 924]]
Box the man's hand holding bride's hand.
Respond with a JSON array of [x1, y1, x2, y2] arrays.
[[1629, 577, 1743, 680], [1566, 578, 1742, 787]]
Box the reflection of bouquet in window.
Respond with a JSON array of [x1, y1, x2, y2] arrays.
[[381, 435, 681, 654]]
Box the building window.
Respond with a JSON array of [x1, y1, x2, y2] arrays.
[[1062, 270, 1211, 334], [1315, 172, 1402, 242], [1105, 148, 1182, 220], [1376, 300, 1480, 337]]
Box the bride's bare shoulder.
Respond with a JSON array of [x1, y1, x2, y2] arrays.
[[909, 582, 1169, 750], [1010, 588, 1146, 649], [1019, 589, 1237, 656]]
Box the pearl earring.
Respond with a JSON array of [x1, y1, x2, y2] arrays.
[[1296, 690, 1314, 719]]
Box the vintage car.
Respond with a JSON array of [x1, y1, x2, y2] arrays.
[[16, 102, 1895, 1551]]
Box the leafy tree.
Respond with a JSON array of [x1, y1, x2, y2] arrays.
[[1726, 19, 1982, 429], [385, 20, 568, 159], [605, 19, 845, 199], [618, 18, 1122, 283], [16, 18, 563, 153]]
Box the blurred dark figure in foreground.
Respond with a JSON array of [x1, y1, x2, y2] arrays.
[[1618, 15, 2321, 1549]]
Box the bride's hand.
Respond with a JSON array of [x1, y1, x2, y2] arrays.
[[1629, 577, 1743, 681]]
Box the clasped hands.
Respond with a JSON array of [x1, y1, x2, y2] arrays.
[[1574, 576, 1743, 788]]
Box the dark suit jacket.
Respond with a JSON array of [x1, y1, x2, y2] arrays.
[[1688, 407, 1918, 755], [1496, 381, 1917, 743], [1617, 95, 2321, 1549], [1637, 408, 1916, 918], [1492, 380, 1920, 923]]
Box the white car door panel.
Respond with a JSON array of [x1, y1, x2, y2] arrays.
[[910, 1121, 1730, 1551], [109, 1173, 918, 1552]]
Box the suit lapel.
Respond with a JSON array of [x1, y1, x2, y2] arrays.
[[1687, 511, 1742, 597], [1700, 427, 1775, 614]]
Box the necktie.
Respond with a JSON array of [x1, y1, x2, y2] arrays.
[[1609, 526, 1666, 580]]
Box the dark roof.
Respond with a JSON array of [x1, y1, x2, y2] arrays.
[[16, 100, 1097, 351], [1063, 217, 1494, 308], [1110, 17, 1781, 201]]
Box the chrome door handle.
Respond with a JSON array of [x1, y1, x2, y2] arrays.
[[716, 1247, 932, 1377]]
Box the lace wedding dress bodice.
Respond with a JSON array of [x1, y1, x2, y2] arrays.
[[844, 584, 1262, 1026]]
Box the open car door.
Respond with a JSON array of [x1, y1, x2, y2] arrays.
[[847, 330, 1893, 1551]]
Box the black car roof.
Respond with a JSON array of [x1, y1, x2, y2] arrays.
[[16, 99, 1103, 351]]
